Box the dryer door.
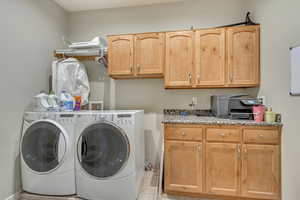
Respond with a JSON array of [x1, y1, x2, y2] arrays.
[[21, 120, 67, 173], [78, 122, 130, 179]]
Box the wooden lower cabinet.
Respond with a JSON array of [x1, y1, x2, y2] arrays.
[[164, 124, 281, 200], [206, 143, 240, 196], [241, 145, 280, 199], [164, 141, 203, 193]]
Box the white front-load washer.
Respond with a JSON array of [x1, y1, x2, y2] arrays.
[[20, 111, 76, 195], [75, 110, 145, 200]]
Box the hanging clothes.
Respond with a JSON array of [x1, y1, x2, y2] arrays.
[[52, 58, 90, 105]]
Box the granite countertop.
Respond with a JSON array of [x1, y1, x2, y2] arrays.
[[162, 114, 282, 127]]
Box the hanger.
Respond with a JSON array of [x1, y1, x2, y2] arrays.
[[216, 12, 258, 28]]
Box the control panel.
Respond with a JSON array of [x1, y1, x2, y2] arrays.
[[24, 112, 76, 123], [94, 114, 113, 121], [58, 114, 75, 123], [76, 113, 113, 121], [114, 114, 134, 126]]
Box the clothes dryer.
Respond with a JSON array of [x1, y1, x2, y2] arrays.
[[20, 112, 76, 195], [75, 111, 145, 200]]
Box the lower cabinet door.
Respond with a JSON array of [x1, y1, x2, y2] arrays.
[[164, 141, 203, 193], [205, 143, 241, 196], [241, 145, 280, 199]]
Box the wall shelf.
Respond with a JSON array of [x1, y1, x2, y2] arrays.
[[54, 49, 108, 67], [54, 52, 106, 61]]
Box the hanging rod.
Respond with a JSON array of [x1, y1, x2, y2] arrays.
[[55, 48, 107, 57], [54, 48, 108, 67]]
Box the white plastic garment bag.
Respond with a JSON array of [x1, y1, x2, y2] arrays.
[[52, 58, 90, 105]]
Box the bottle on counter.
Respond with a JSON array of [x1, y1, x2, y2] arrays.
[[74, 95, 82, 111], [265, 107, 276, 123], [60, 91, 74, 111], [253, 105, 265, 122]]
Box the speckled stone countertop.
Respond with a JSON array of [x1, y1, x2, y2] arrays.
[[162, 115, 282, 126]]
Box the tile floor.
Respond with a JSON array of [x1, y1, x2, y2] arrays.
[[139, 171, 216, 200], [20, 171, 215, 200]]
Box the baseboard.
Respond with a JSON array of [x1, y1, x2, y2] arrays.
[[5, 192, 21, 200]]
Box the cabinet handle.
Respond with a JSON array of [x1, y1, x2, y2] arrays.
[[259, 134, 264, 138], [197, 74, 200, 84], [137, 64, 141, 73], [244, 147, 248, 160], [181, 132, 186, 137], [198, 145, 201, 152], [230, 74, 233, 83], [130, 66, 134, 73], [220, 133, 225, 137], [188, 72, 192, 84], [237, 144, 241, 159]]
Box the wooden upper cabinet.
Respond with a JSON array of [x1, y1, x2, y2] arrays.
[[241, 145, 279, 199], [107, 25, 260, 85], [205, 143, 241, 196], [165, 141, 203, 193], [165, 31, 194, 88], [108, 35, 134, 76], [134, 33, 165, 76], [195, 29, 226, 86], [227, 25, 260, 86]]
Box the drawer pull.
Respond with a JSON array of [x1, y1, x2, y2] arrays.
[[181, 132, 186, 136], [220, 133, 226, 137], [259, 134, 264, 138]]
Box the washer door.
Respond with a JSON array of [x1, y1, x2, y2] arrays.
[[78, 122, 130, 179], [21, 121, 66, 173]]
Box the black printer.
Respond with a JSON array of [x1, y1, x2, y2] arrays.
[[211, 94, 260, 120]]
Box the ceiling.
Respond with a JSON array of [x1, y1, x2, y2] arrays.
[[54, 0, 185, 12]]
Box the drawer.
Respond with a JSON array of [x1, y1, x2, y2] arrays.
[[165, 126, 203, 141], [244, 129, 279, 144], [206, 128, 241, 142]]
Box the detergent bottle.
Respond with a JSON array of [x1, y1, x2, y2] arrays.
[[60, 91, 74, 111]]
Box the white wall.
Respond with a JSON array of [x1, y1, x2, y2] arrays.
[[0, 1, 67, 199], [246, 1, 300, 199], [0, 0, 298, 200], [68, 0, 253, 167]]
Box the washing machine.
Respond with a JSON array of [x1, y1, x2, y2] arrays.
[[20, 111, 76, 195], [75, 110, 145, 200]]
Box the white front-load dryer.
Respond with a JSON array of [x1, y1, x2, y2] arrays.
[[75, 111, 145, 200], [20, 112, 76, 195]]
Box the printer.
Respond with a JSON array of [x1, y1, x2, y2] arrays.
[[211, 94, 260, 119]]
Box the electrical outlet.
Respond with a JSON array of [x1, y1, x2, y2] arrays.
[[258, 96, 266, 105]]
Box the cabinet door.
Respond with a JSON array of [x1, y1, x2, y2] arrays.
[[242, 145, 279, 199], [227, 25, 260, 86], [165, 31, 194, 87], [135, 33, 164, 76], [108, 35, 134, 76], [206, 143, 241, 196], [195, 29, 225, 86], [165, 141, 203, 193]]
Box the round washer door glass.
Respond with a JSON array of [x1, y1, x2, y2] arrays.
[[21, 121, 66, 173], [79, 122, 130, 179]]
